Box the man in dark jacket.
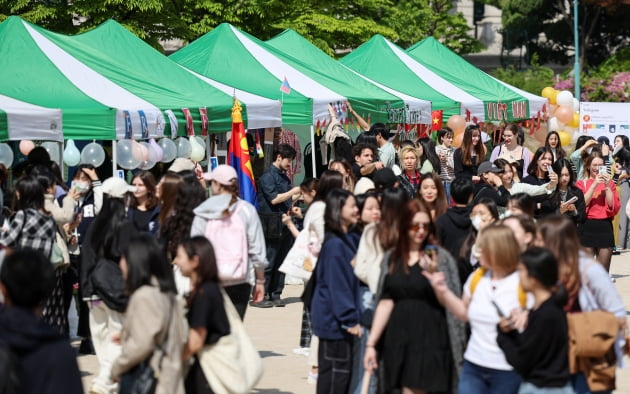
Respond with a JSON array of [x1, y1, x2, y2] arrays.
[[0, 249, 83, 394], [436, 177, 474, 284]]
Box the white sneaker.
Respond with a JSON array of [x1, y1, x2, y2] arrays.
[[292, 347, 310, 356], [307, 372, 318, 384]]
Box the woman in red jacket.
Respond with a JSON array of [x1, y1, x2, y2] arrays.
[[576, 152, 621, 272]]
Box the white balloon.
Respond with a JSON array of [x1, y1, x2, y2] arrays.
[[63, 140, 81, 167], [176, 137, 191, 158], [41, 141, 60, 164], [149, 138, 163, 162], [117, 139, 141, 170], [573, 98, 580, 113], [189, 136, 205, 162], [80, 142, 106, 167], [556, 90, 574, 107], [548, 117, 560, 131], [0, 143, 14, 168], [194, 136, 206, 150], [158, 138, 177, 163]]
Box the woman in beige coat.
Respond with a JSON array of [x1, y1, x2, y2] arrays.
[[111, 235, 187, 394]]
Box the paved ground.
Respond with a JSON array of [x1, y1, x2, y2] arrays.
[[77, 252, 630, 393]]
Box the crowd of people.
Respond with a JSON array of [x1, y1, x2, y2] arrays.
[[0, 119, 628, 394]]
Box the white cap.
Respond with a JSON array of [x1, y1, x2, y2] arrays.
[[102, 177, 136, 198]]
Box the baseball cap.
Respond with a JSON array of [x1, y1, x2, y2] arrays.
[[373, 168, 398, 189], [203, 164, 238, 185], [477, 161, 504, 176], [101, 177, 136, 198]]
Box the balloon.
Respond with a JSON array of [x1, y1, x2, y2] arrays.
[[0, 143, 14, 168], [139, 142, 156, 170], [189, 136, 205, 162], [557, 131, 572, 147], [130, 140, 147, 162], [555, 105, 573, 124], [541, 86, 556, 99], [548, 117, 560, 132], [447, 115, 466, 135], [569, 112, 580, 129], [63, 140, 81, 167], [194, 136, 206, 150], [117, 139, 141, 170], [176, 137, 191, 158], [556, 90, 574, 107], [80, 142, 105, 167], [149, 138, 163, 162], [158, 138, 177, 163], [19, 140, 35, 156], [453, 131, 464, 148], [573, 98, 580, 113], [41, 141, 60, 163]]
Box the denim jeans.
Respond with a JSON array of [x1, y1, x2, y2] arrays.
[[444, 181, 452, 206], [458, 360, 521, 394], [318, 338, 353, 394], [570, 373, 612, 394], [518, 381, 573, 394], [264, 228, 293, 300]]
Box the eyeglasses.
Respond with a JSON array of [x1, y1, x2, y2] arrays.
[[409, 222, 431, 232]]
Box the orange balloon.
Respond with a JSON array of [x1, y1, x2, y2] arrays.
[[568, 112, 580, 129], [555, 105, 573, 124], [447, 115, 466, 135], [557, 130, 572, 147], [454, 131, 464, 148]]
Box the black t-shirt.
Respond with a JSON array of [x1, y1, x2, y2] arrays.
[[131, 208, 153, 233], [187, 281, 230, 345]]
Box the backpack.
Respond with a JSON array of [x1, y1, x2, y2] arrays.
[[204, 201, 249, 282], [469, 267, 527, 308]]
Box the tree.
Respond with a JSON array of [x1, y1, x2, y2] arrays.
[[489, 0, 630, 69], [0, 0, 482, 56]]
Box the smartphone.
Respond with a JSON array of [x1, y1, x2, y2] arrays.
[[491, 300, 505, 318], [565, 196, 578, 205], [599, 166, 608, 175], [547, 165, 554, 174]]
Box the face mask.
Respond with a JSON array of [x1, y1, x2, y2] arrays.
[[71, 181, 90, 194], [471, 215, 483, 231]]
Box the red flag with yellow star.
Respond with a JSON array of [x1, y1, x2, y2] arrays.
[[431, 110, 443, 131]]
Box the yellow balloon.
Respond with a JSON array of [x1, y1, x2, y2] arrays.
[[549, 89, 559, 105], [541, 86, 555, 99], [557, 130, 572, 147], [569, 112, 580, 129]]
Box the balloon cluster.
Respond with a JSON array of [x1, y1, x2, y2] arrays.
[[541, 87, 580, 147], [116, 137, 201, 170]]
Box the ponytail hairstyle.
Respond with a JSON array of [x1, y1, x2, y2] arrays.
[[520, 246, 568, 306]]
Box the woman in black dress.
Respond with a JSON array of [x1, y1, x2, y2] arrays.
[[364, 199, 464, 393], [176, 236, 229, 394]]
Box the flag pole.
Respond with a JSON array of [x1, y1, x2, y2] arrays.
[[310, 124, 316, 177]]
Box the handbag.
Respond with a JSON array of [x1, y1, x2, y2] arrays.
[[119, 296, 175, 394], [50, 222, 70, 269], [279, 227, 319, 281], [197, 290, 263, 394]]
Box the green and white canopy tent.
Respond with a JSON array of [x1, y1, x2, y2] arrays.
[[265, 29, 432, 126], [170, 23, 407, 126], [0, 17, 281, 144], [406, 37, 547, 122], [0, 94, 62, 141]]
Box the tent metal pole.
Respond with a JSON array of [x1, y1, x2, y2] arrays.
[[112, 140, 117, 176], [310, 124, 316, 178]]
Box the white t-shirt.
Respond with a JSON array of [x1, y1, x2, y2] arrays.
[[463, 270, 531, 370]]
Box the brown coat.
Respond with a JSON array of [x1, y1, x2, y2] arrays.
[[111, 284, 187, 394]]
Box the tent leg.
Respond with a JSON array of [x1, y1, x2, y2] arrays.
[[310, 124, 316, 178], [112, 140, 117, 177], [57, 141, 64, 181]]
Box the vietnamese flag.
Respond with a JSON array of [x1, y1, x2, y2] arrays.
[[431, 110, 443, 130], [228, 98, 257, 206]]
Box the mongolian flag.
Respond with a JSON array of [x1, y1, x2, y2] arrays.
[[431, 110, 443, 131], [228, 98, 257, 206]]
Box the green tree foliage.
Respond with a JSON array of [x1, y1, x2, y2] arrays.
[[0, 0, 482, 56], [489, 0, 630, 69]]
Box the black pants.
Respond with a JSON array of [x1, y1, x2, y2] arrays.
[[264, 229, 294, 300], [224, 283, 251, 320], [317, 337, 353, 394]]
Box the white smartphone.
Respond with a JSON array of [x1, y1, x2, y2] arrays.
[[599, 166, 608, 175], [547, 165, 554, 174], [565, 196, 578, 205]]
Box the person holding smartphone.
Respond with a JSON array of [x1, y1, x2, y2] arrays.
[[540, 159, 586, 223], [576, 152, 621, 272]]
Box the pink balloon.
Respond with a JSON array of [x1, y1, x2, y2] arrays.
[[447, 115, 466, 134], [555, 105, 573, 125], [19, 140, 35, 156], [130, 140, 149, 162]]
